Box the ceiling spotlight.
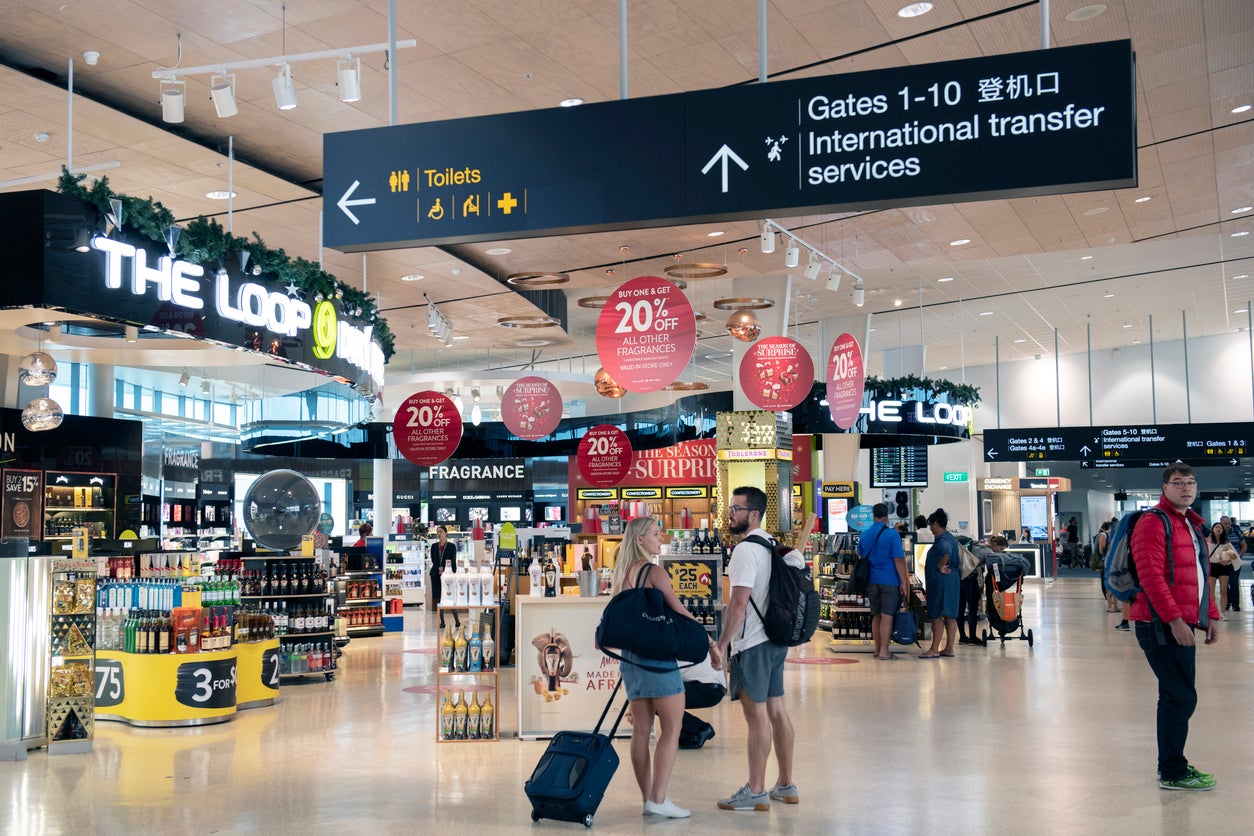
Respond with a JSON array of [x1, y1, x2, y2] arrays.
[[210, 72, 238, 118], [178, 370, 190, 387], [160, 78, 186, 123], [726, 309, 762, 342], [898, 2, 934, 17], [202, 379, 211, 394], [272, 63, 298, 110], [760, 227, 775, 254], [82, 50, 100, 66], [471, 387, 481, 404], [784, 241, 800, 268], [337, 58, 362, 102], [125, 325, 138, 343], [826, 271, 842, 293], [853, 280, 865, 307], [804, 253, 823, 280], [470, 403, 482, 426]]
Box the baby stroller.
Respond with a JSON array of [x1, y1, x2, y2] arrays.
[[981, 552, 1034, 647]]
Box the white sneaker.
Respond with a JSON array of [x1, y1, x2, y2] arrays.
[[644, 798, 691, 818]]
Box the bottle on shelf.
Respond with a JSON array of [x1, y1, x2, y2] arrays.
[[543, 555, 557, 598], [467, 688, 482, 739], [528, 554, 543, 597], [441, 691, 456, 740], [481, 627, 495, 671], [468, 626, 483, 672], [479, 691, 494, 739], [440, 624, 455, 671], [454, 625, 469, 672], [454, 689, 469, 740]]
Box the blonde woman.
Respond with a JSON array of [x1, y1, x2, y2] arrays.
[[610, 516, 717, 819]]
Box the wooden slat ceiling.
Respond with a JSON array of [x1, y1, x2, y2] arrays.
[[0, 0, 1250, 416]]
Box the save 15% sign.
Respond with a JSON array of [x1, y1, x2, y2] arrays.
[[577, 425, 634, 488], [595, 275, 696, 393], [392, 390, 464, 466]]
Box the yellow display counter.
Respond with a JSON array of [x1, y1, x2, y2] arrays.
[[95, 639, 279, 727]]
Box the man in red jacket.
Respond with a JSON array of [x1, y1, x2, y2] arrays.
[[1130, 463, 1220, 791]]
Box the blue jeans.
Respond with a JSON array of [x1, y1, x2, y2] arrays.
[[1134, 622, 1197, 780]]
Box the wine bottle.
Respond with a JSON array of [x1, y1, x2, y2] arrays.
[[467, 690, 482, 740], [440, 624, 454, 670], [481, 627, 496, 671]]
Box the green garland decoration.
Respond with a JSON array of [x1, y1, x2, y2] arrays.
[[57, 168, 396, 361], [863, 374, 981, 407]]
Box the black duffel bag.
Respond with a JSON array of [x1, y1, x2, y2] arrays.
[[595, 563, 707, 672]]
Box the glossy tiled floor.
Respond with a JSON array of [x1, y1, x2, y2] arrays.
[[3, 578, 1252, 835]]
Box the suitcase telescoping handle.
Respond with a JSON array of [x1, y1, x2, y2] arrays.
[[593, 678, 629, 738]]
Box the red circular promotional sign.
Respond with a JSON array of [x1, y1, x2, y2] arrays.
[[739, 337, 815, 411], [576, 425, 633, 488], [501, 376, 562, 440], [595, 275, 696, 393], [392, 390, 463, 466], [826, 333, 866, 430]]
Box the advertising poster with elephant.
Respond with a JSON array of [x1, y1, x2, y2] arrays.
[[516, 600, 625, 739]]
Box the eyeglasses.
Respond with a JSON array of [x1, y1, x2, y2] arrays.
[[1166, 480, 1197, 488], [728, 505, 748, 515]]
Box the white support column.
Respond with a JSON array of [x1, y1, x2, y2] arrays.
[[372, 457, 394, 534]]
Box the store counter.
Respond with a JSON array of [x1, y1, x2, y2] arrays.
[[515, 595, 622, 740], [95, 638, 280, 727]]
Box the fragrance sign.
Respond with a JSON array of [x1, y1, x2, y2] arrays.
[[595, 276, 696, 392], [576, 425, 633, 488], [392, 391, 463, 466]]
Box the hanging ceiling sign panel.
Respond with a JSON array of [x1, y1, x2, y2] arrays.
[[324, 40, 1135, 251], [595, 275, 697, 393]]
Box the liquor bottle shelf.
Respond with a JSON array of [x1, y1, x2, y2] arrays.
[[278, 630, 334, 639], [241, 593, 331, 600], [343, 598, 381, 605]]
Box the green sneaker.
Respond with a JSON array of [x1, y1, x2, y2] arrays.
[[1160, 770, 1216, 791], [1157, 765, 1214, 782]]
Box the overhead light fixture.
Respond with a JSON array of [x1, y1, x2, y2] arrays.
[[206, 190, 236, 200], [21, 397, 63, 432], [18, 352, 58, 387], [272, 63, 298, 110], [897, 2, 934, 17], [784, 240, 800, 268], [202, 379, 211, 394], [505, 272, 570, 288], [937, 276, 954, 283], [401, 274, 424, 282], [1103, 292, 1115, 298], [1232, 231, 1250, 237], [893, 299, 903, 307], [1232, 104, 1252, 114], [826, 271, 842, 293], [160, 79, 186, 123], [124, 325, 138, 343], [804, 253, 822, 280], [470, 403, 482, 426], [471, 387, 481, 404], [178, 370, 190, 387], [725, 309, 762, 342], [979, 311, 994, 316], [451, 391, 464, 414], [594, 367, 627, 398], [73, 229, 92, 252], [853, 281, 865, 307], [1134, 196, 1152, 203], [1232, 206, 1253, 214], [949, 238, 971, 246], [559, 98, 584, 107], [760, 227, 775, 254], [209, 72, 238, 118], [1013, 338, 1027, 344], [663, 263, 725, 280], [337, 58, 361, 102], [707, 230, 724, 238]]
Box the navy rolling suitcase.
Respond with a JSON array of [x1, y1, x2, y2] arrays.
[[524, 679, 628, 827]]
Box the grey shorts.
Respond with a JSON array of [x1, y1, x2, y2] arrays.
[[867, 583, 903, 615], [728, 641, 787, 703]]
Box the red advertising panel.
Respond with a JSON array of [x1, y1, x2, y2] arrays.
[[826, 333, 866, 430], [392, 391, 463, 466], [595, 275, 696, 393], [569, 439, 717, 489], [500, 376, 562, 440], [576, 425, 633, 488], [738, 337, 814, 411]]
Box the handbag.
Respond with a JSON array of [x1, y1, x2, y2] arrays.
[[595, 563, 707, 672], [958, 544, 981, 579], [850, 527, 885, 596]]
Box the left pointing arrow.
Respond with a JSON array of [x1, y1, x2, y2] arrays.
[[337, 180, 376, 225]]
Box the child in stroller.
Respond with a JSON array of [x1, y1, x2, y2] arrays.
[[982, 551, 1035, 646]]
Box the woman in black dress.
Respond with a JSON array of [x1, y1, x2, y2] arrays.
[[429, 525, 460, 628]]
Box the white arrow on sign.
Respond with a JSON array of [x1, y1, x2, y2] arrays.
[[987, 449, 998, 459], [337, 180, 376, 225], [1231, 458, 1239, 465], [1081, 461, 1090, 467], [1080, 445, 1092, 456], [701, 144, 749, 193]]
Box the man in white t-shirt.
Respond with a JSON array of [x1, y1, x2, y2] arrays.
[[712, 486, 798, 812]]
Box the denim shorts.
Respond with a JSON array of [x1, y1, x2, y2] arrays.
[[867, 583, 903, 615], [619, 650, 684, 701], [728, 641, 787, 703]]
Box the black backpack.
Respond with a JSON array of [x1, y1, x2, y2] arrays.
[[741, 535, 820, 647]]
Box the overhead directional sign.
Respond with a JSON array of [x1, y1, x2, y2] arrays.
[[323, 40, 1135, 251], [984, 423, 1248, 464]]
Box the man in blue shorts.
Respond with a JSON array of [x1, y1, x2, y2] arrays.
[[861, 503, 909, 659], [712, 486, 802, 813]]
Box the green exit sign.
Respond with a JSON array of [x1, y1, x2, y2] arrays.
[[1034, 468, 1051, 476], [943, 472, 968, 482]]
